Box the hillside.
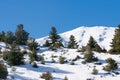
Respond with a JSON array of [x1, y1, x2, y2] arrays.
[[36, 26, 115, 50]]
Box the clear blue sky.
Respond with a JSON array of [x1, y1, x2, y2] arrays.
[[0, 0, 120, 38]]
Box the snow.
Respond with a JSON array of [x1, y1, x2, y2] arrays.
[[36, 26, 115, 51], [1, 26, 120, 80], [6, 48, 120, 80]]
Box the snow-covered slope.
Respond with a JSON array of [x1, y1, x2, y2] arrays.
[[36, 26, 115, 50]]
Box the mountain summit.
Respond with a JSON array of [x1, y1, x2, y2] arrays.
[[36, 26, 115, 50]]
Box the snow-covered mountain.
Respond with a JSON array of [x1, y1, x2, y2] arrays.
[[36, 26, 115, 50]]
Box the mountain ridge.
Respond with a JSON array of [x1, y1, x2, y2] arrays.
[[36, 26, 116, 50]]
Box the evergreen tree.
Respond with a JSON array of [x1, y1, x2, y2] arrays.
[[87, 36, 102, 52], [5, 31, 15, 44], [84, 45, 98, 62], [68, 35, 78, 49], [0, 31, 5, 42], [44, 40, 51, 47], [48, 26, 63, 50], [109, 25, 120, 54], [7, 43, 24, 66], [103, 58, 118, 71], [87, 36, 97, 49], [49, 27, 60, 44], [27, 38, 39, 51], [0, 62, 8, 79], [29, 49, 37, 62], [15, 24, 29, 45]]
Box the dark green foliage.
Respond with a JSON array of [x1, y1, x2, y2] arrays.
[[41, 57, 45, 65], [84, 45, 98, 62], [51, 58, 55, 63], [3, 50, 9, 61], [103, 58, 118, 71], [32, 62, 38, 68], [5, 31, 15, 44], [64, 76, 68, 80], [48, 27, 63, 50], [87, 36, 103, 52], [77, 46, 86, 52], [70, 61, 75, 65], [7, 43, 24, 66], [59, 56, 65, 64], [40, 71, 53, 80], [0, 31, 5, 42], [49, 27, 60, 44], [68, 35, 78, 49], [92, 67, 98, 75], [44, 40, 51, 47], [15, 24, 29, 45], [109, 25, 120, 54], [27, 38, 39, 51], [0, 62, 8, 79], [29, 49, 38, 62], [49, 41, 63, 50]]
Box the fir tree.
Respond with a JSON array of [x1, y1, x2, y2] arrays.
[[27, 38, 39, 51], [109, 25, 120, 54], [68, 35, 78, 49], [84, 45, 98, 62], [0, 62, 8, 79], [7, 43, 24, 66], [49, 26, 63, 50], [5, 31, 15, 44], [0, 31, 5, 42], [49, 26, 60, 44], [87, 36, 102, 52], [15, 24, 29, 45]]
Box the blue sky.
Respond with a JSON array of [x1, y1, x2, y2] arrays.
[[0, 0, 120, 38]]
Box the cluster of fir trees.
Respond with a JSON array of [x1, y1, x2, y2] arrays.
[[44, 27, 79, 50], [0, 24, 29, 45]]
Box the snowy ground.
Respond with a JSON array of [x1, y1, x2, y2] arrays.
[[5, 47, 120, 80]]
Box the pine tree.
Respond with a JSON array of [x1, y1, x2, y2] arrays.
[[5, 31, 15, 44], [7, 43, 24, 66], [0, 31, 5, 42], [15, 24, 29, 45], [87, 36, 97, 49], [87, 36, 102, 52], [27, 38, 39, 51], [84, 45, 98, 62], [0, 62, 8, 79], [68, 35, 78, 49], [49, 26, 63, 50], [109, 25, 120, 54], [49, 27, 60, 44], [103, 58, 118, 71]]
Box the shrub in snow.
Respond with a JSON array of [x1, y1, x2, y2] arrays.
[[72, 55, 80, 61], [103, 58, 118, 71], [64, 76, 68, 80], [0, 62, 8, 79], [3, 50, 9, 61], [77, 46, 86, 52], [32, 62, 38, 68], [59, 56, 65, 64], [92, 66, 98, 75], [40, 71, 53, 80], [41, 57, 45, 65], [70, 61, 75, 65], [81, 61, 86, 64], [51, 58, 56, 63], [10, 67, 16, 73]]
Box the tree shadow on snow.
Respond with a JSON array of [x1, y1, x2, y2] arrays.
[[19, 64, 72, 74]]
